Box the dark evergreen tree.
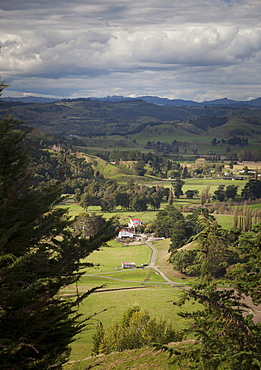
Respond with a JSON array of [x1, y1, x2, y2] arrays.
[[0, 106, 117, 368], [149, 192, 162, 210], [225, 184, 238, 200], [115, 190, 130, 210], [170, 211, 261, 369], [170, 220, 187, 250], [170, 249, 201, 275], [133, 161, 146, 176], [130, 195, 148, 212], [242, 179, 261, 200], [185, 189, 198, 199], [227, 224, 261, 305], [213, 184, 226, 202], [172, 179, 184, 198]]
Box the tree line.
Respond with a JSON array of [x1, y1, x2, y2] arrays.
[[213, 180, 261, 201], [98, 149, 191, 178], [211, 136, 248, 146], [75, 179, 169, 212], [226, 148, 261, 162]]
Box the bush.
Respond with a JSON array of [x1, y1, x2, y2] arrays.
[[92, 306, 183, 355]]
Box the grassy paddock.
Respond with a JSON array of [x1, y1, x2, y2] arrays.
[[183, 178, 246, 195], [214, 214, 234, 229], [60, 176, 248, 225], [63, 238, 193, 366], [65, 286, 193, 366], [60, 202, 162, 224], [83, 244, 151, 272]]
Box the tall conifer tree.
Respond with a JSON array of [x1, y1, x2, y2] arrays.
[[0, 84, 117, 369]]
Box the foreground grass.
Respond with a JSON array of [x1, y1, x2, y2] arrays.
[[65, 346, 192, 370], [64, 286, 193, 368]]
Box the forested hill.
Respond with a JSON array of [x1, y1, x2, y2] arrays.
[[1, 97, 261, 138]]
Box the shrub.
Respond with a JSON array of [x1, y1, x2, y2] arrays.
[[92, 306, 183, 355]]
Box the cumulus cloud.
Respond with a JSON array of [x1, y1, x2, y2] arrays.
[[1, 0, 261, 100]]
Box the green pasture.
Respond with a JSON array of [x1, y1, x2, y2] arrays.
[[64, 270, 167, 295], [65, 286, 192, 365], [61, 202, 85, 218], [214, 214, 234, 229], [78, 128, 259, 157], [74, 119, 261, 158], [63, 238, 193, 366], [119, 177, 247, 196], [183, 178, 246, 194], [133, 125, 197, 146], [81, 135, 142, 152], [247, 202, 261, 210], [77, 127, 215, 156], [87, 154, 158, 183], [83, 243, 151, 272], [60, 202, 161, 225], [80, 269, 168, 288], [60, 176, 247, 228]]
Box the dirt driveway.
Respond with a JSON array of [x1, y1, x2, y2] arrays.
[[242, 295, 261, 324]]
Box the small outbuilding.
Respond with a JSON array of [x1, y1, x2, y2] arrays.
[[118, 229, 135, 238], [122, 262, 136, 269]]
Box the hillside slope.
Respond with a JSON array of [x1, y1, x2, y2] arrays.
[[3, 98, 261, 138], [3, 98, 261, 158]]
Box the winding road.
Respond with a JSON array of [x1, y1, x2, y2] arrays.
[[143, 239, 183, 286], [83, 239, 261, 323], [83, 237, 183, 287]]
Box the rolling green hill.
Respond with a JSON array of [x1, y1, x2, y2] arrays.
[[2, 98, 261, 157]]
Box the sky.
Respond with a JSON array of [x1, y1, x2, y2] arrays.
[[1, 0, 261, 101]]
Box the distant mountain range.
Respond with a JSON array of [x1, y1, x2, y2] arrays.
[[3, 95, 261, 108]]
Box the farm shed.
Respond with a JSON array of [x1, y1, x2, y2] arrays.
[[122, 262, 136, 269]]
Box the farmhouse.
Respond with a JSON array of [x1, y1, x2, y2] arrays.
[[122, 262, 136, 269], [118, 229, 135, 238], [128, 218, 142, 229]]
